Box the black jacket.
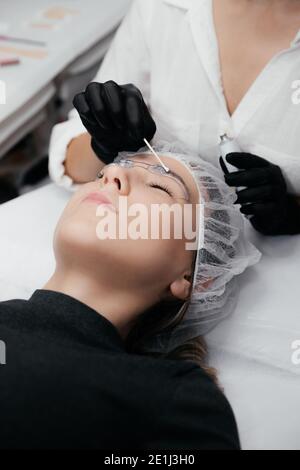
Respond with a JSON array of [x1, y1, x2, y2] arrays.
[[0, 289, 240, 449]]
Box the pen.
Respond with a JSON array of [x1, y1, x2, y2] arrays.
[[0, 35, 46, 47], [0, 58, 20, 67]]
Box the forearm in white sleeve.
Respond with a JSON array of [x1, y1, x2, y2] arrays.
[[48, 108, 86, 192], [48, 0, 152, 191]]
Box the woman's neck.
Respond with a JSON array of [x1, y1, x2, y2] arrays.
[[230, 0, 300, 14], [43, 268, 155, 340]]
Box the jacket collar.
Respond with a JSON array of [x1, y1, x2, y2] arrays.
[[162, 0, 222, 96], [162, 0, 191, 10], [29, 289, 126, 353], [186, 0, 226, 108]]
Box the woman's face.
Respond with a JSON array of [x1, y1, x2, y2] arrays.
[[53, 153, 200, 302]]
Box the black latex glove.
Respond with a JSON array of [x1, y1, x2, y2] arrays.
[[72, 80, 156, 164], [220, 152, 300, 236]]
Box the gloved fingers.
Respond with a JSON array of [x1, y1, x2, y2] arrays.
[[226, 152, 271, 170], [249, 216, 269, 235], [122, 83, 141, 95], [240, 201, 278, 217], [121, 83, 156, 144], [219, 156, 230, 175], [225, 167, 273, 188], [249, 215, 282, 236], [72, 92, 99, 134], [123, 83, 156, 143], [84, 82, 113, 130], [268, 164, 287, 189], [91, 137, 118, 163], [101, 81, 126, 130], [141, 101, 157, 142], [235, 184, 279, 204], [125, 90, 145, 143]]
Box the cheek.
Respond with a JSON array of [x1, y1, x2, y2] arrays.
[[101, 200, 193, 273], [108, 236, 187, 287], [60, 183, 98, 220], [54, 205, 102, 262], [116, 238, 177, 287]]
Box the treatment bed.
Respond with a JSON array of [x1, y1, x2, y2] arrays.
[[0, 183, 299, 450]]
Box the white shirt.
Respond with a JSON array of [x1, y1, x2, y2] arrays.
[[49, 0, 300, 194]]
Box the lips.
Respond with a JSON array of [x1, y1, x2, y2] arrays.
[[83, 191, 116, 211]]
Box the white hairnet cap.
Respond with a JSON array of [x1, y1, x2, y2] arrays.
[[118, 140, 262, 353]]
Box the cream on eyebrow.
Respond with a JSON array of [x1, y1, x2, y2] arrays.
[[167, 170, 192, 201], [132, 155, 192, 201]]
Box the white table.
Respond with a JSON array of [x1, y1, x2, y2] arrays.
[[0, 0, 131, 156], [0, 183, 299, 449]]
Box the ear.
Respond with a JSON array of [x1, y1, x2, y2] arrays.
[[169, 275, 215, 300], [169, 273, 192, 301]]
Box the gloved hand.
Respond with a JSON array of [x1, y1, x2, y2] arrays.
[[72, 80, 156, 165], [221, 152, 300, 236]]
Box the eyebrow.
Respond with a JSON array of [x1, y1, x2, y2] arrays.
[[137, 156, 192, 202], [146, 159, 191, 202], [166, 169, 192, 202]]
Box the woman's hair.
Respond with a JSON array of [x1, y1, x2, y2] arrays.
[[124, 289, 219, 385]]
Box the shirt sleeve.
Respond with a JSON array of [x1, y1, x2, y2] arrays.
[[48, 0, 152, 191], [146, 368, 241, 450]]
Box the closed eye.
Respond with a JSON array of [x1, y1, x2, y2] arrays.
[[149, 182, 174, 197]]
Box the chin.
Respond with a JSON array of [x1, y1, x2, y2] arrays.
[[54, 217, 101, 264]]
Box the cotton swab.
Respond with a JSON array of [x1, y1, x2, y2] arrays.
[[143, 138, 170, 173]]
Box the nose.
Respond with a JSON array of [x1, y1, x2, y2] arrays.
[[101, 164, 130, 196]]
